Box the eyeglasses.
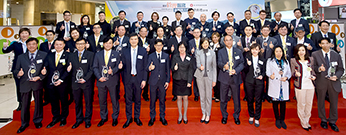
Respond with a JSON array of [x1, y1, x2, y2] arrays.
[[76, 43, 85, 46]]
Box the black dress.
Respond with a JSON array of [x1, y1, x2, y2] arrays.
[[171, 53, 194, 96]]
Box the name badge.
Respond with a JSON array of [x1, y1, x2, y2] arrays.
[[192, 22, 196, 25], [206, 52, 211, 56], [51, 49, 56, 53], [217, 25, 221, 28], [304, 43, 309, 46], [235, 56, 240, 60], [60, 59, 65, 63], [122, 43, 127, 47], [205, 28, 209, 31], [71, 25, 75, 28], [298, 24, 303, 27], [186, 56, 191, 61], [37, 59, 43, 64], [82, 59, 87, 63], [286, 43, 291, 46], [332, 61, 338, 66], [161, 59, 165, 63], [138, 55, 143, 59], [125, 25, 129, 28], [111, 58, 116, 62], [163, 47, 167, 50], [141, 24, 144, 27], [86, 27, 90, 30], [259, 60, 263, 65], [99, 42, 103, 46], [166, 29, 169, 32]]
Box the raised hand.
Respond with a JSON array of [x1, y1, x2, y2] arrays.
[[270, 73, 275, 80], [307, 44, 313, 50], [191, 47, 195, 54], [67, 62, 72, 72], [86, 41, 90, 49], [237, 40, 242, 47], [295, 69, 301, 77], [319, 64, 325, 72], [247, 58, 251, 66], [171, 45, 175, 52], [3, 41, 8, 48], [41, 67, 47, 75], [224, 62, 229, 71], [118, 61, 123, 69], [174, 63, 178, 70], [269, 41, 274, 49], [108, 66, 113, 75], [18, 68, 24, 77], [60, 24, 65, 31], [200, 64, 204, 71], [149, 62, 155, 70]]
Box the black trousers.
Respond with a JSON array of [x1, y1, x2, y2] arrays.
[[48, 85, 69, 121], [272, 101, 286, 120], [21, 89, 43, 127], [73, 86, 93, 123], [13, 72, 22, 102], [245, 81, 264, 120], [193, 77, 199, 97], [149, 82, 166, 119], [142, 74, 149, 98], [98, 85, 119, 120], [220, 77, 241, 119], [125, 76, 142, 119]]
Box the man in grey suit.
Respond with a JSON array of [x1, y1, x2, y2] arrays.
[[312, 38, 344, 132]]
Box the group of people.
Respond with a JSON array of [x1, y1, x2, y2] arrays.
[[3, 8, 343, 134]]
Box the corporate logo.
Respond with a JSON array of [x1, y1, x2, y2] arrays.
[[318, 0, 333, 7]]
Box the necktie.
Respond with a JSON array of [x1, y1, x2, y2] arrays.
[[282, 36, 287, 58], [30, 53, 34, 63], [66, 22, 69, 35], [325, 53, 330, 68], [131, 48, 137, 75], [295, 20, 299, 28], [119, 37, 122, 44], [105, 51, 109, 66], [56, 53, 60, 67], [48, 43, 52, 50], [324, 34, 327, 38], [228, 49, 233, 75], [261, 20, 264, 26], [214, 21, 216, 27], [158, 53, 161, 61], [78, 52, 81, 62], [121, 20, 123, 25], [246, 37, 250, 47], [95, 36, 99, 46], [196, 39, 199, 49]]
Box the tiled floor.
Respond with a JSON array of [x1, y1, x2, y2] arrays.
[[0, 76, 19, 128]]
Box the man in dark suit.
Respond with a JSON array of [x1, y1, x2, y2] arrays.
[[255, 26, 277, 59], [93, 36, 122, 127], [239, 10, 259, 37], [256, 10, 271, 37], [43, 39, 70, 128], [95, 11, 111, 37], [312, 38, 344, 132], [149, 27, 169, 54], [188, 28, 201, 101], [199, 14, 212, 38], [269, 12, 290, 37], [223, 12, 240, 37], [121, 33, 148, 128], [67, 38, 94, 129], [14, 38, 47, 133], [218, 35, 244, 125], [293, 26, 317, 53], [311, 21, 339, 52], [113, 10, 131, 36], [87, 24, 105, 53], [39, 30, 56, 53], [113, 25, 130, 49], [131, 11, 147, 34], [274, 24, 296, 59], [290, 8, 310, 37], [171, 11, 187, 37], [138, 27, 151, 101], [168, 26, 188, 55], [241, 25, 257, 54], [147, 39, 170, 126], [55, 11, 76, 41], [210, 11, 224, 36]]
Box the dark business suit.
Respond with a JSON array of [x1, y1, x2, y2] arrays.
[[163, 25, 172, 39], [269, 20, 289, 37], [43, 51, 70, 121], [113, 36, 130, 49], [210, 21, 224, 36], [274, 35, 296, 59], [138, 36, 151, 99], [171, 20, 187, 36], [113, 19, 131, 36], [168, 36, 188, 55], [256, 19, 271, 36], [78, 25, 94, 39], [239, 19, 259, 37], [290, 18, 310, 36], [68, 50, 94, 123], [147, 52, 170, 119], [131, 21, 148, 34], [93, 50, 121, 120], [147, 20, 162, 39], [56, 21, 77, 39], [222, 22, 240, 37], [13, 51, 47, 127], [171, 54, 194, 96], [87, 34, 106, 53], [255, 36, 278, 59], [217, 47, 244, 119], [121, 46, 148, 119], [293, 37, 317, 53], [311, 32, 338, 52], [39, 41, 55, 54], [65, 40, 78, 53], [200, 22, 212, 38], [149, 38, 169, 54], [312, 50, 344, 124]]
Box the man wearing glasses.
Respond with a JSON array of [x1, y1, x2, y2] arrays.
[[56, 10, 76, 41]]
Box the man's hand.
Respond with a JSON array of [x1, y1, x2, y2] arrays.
[[18, 68, 24, 77], [141, 81, 146, 89], [41, 67, 47, 75]]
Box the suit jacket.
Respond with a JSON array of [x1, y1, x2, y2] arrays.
[[113, 19, 131, 36], [87, 34, 106, 53], [188, 38, 201, 56], [149, 37, 169, 54], [147, 20, 162, 39], [68, 50, 94, 90], [290, 57, 316, 89], [171, 20, 187, 36], [113, 35, 130, 49], [39, 41, 55, 54], [43, 51, 70, 89], [131, 21, 148, 34], [222, 21, 240, 37], [146, 52, 170, 85], [239, 19, 259, 37], [217, 47, 244, 85], [138, 37, 151, 48], [65, 40, 78, 53], [163, 25, 172, 39], [312, 50, 344, 92], [200, 22, 212, 38], [56, 21, 77, 39], [194, 49, 217, 83], [256, 19, 271, 36], [274, 35, 296, 59], [241, 36, 257, 49], [266, 58, 291, 100], [243, 54, 266, 85], [3, 41, 26, 71], [168, 36, 188, 54], [93, 50, 121, 87], [171, 53, 194, 84], [78, 25, 94, 39], [290, 18, 310, 36], [121, 46, 148, 85], [210, 21, 224, 35], [293, 37, 317, 53], [13, 51, 47, 93], [269, 20, 289, 37], [310, 32, 338, 52], [255, 36, 278, 59], [95, 21, 112, 37]]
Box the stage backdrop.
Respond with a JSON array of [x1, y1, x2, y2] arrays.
[[105, 0, 265, 25]]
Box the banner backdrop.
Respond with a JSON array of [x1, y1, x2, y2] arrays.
[[105, 0, 265, 24]]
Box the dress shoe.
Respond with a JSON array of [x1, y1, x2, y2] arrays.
[[160, 118, 168, 126], [177, 119, 182, 124], [243, 98, 247, 101], [254, 120, 260, 127], [16, 102, 22, 111], [320, 121, 328, 129], [85, 122, 91, 128], [134, 118, 143, 126], [72, 121, 83, 129], [42, 102, 49, 106], [221, 118, 227, 124], [215, 99, 220, 102], [194, 96, 199, 101], [112, 119, 118, 127], [303, 127, 309, 131], [234, 118, 240, 125], [17, 125, 28, 133], [249, 117, 254, 125], [148, 118, 155, 126], [122, 118, 133, 128], [97, 119, 108, 127], [172, 96, 177, 101], [183, 119, 188, 124], [308, 126, 311, 130], [262, 99, 265, 102], [281, 120, 287, 129], [205, 120, 210, 124], [60, 119, 67, 127], [329, 123, 339, 132], [34, 122, 42, 129], [143, 96, 149, 102], [212, 97, 216, 100], [275, 120, 281, 129], [46, 119, 60, 128], [200, 119, 205, 123]]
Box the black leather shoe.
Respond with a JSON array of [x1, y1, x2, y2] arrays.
[[60, 119, 67, 127], [97, 119, 108, 127], [122, 118, 133, 128], [183, 119, 188, 124], [281, 120, 287, 129], [308, 126, 311, 130], [275, 120, 281, 129], [194, 96, 199, 101], [72, 121, 83, 129], [85, 122, 91, 128], [221, 118, 227, 124], [303, 127, 309, 131], [143, 96, 149, 102], [112, 119, 118, 127], [34, 122, 42, 129], [320, 121, 328, 129], [16, 102, 22, 111], [148, 118, 155, 126], [243, 98, 247, 101], [234, 118, 240, 125], [329, 123, 339, 132], [200, 119, 205, 123], [177, 119, 182, 124], [134, 118, 143, 126], [17, 125, 28, 133], [172, 96, 177, 101], [160, 118, 167, 126], [46, 119, 60, 128]]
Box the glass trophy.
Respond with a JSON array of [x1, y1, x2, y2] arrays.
[[102, 66, 109, 80], [100, 30, 104, 36], [163, 34, 167, 40], [75, 67, 84, 83], [83, 31, 88, 39], [330, 39, 334, 49], [135, 28, 139, 34], [246, 42, 251, 48], [153, 31, 157, 38], [50, 70, 60, 85], [190, 24, 195, 31], [327, 65, 336, 78], [254, 66, 261, 78], [306, 63, 314, 78], [144, 42, 149, 49], [202, 31, 206, 38], [66, 33, 71, 38], [28, 63, 36, 81], [228, 62, 234, 75]]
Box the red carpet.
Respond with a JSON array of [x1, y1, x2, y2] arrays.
[[1, 80, 346, 135]]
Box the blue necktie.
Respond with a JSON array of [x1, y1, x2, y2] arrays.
[[131, 48, 137, 75], [324, 34, 327, 38], [325, 53, 330, 68]]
